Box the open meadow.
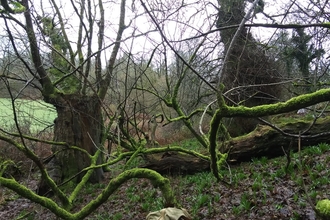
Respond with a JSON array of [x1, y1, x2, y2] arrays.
[[0, 98, 57, 133]]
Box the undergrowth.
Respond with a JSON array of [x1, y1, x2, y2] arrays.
[[1, 137, 330, 219], [79, 141, 330, 219]]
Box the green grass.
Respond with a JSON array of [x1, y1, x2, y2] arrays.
[[0, 98, 57, 133], [3, 121, 330, 219], [175, 138, 204, 151], [94, 213, 123, 220], [17, 210, 35, 220]]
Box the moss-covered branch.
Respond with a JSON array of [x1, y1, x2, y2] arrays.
[[144, 146, 210, 161], [1, 146, 178, 219], [207, 88, 330, 180], [208, 110, 222, 181], [0, 177, 73, 219], [221, 88, 330, 117], [0, 129, 68, 146], [73, 168, 178, 219], [1, 167, 177, 220], [68, 150, 102, 208], [0, 133, 70, 206], [76, 145, 210, 172]]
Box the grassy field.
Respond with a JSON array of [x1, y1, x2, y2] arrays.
[[0, 98, 57, 133]]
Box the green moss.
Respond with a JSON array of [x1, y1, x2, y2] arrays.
[[217, 153, 227, 174], [224, 88, 330, 117], [68, 150, 102, 208], [0, 177, 72, 219], [316, 199, 330, 218], [74, 168, 178, 219], [208, 110, 222, 181], [124, 145, 144, 169], [11, 1, 25, 13], [0, 159, 15, 177], [0, 1, 25, 13], [144, 146, 210, 161]]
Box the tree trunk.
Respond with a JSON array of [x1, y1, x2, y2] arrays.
[[141, 117, 330, 175], [142, 152, 210, 175], [54, 94, 104, 182], [217, 0, 282, 136], [38, 94, 104, 195], [224, 117, 330, 163]]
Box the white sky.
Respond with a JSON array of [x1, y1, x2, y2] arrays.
[[0, 0, 328, 68]]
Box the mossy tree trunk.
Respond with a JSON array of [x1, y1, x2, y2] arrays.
[[224, 117, 330, 163], [38, 94, 105, 195], [19, 0, 126, 194], [53, 94, 104, 183], [208, 88, 330, 181], [217, 0, 282, 136]]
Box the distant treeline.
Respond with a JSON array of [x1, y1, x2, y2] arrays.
[[0, 80, 41, 99]]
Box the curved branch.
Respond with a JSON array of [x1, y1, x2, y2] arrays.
[[0, 178, 73, 219], [75, 168, 178, 220], [1, 166, 177, 220], [209, 110, 222, 181], [0, 133, 70, 206]]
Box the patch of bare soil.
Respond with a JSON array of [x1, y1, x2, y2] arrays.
[[1, 149, 330, 220]]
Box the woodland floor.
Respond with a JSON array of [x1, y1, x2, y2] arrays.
[[1, 143, 330, 220]]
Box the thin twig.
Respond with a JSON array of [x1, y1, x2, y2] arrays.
[[199, 99, 216, 135], [139, 0, 218, 92], [258, 117, 330, 139], [298, 133, 316, 212], [301, 101, 329, 135]]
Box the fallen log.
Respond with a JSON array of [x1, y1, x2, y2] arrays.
[[141, 117, 330, 174], [141, 152, 210, 175], [224, 116, 330, 163]]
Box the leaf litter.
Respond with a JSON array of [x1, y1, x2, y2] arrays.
[[1, 147, 330, 220]]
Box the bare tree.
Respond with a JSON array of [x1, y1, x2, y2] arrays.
[[0, 0, 179, 218], [1, 0, 330, 218], [139, 0, 330, 177]]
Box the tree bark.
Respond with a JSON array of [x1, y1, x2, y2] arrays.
[[224, 117, 330, 163], [141, 117, 330, 175], [38, 94, 104, 195], [53, 94, 104, 182], [142, 152, 210, 175], [217, 0, 282, 136]]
